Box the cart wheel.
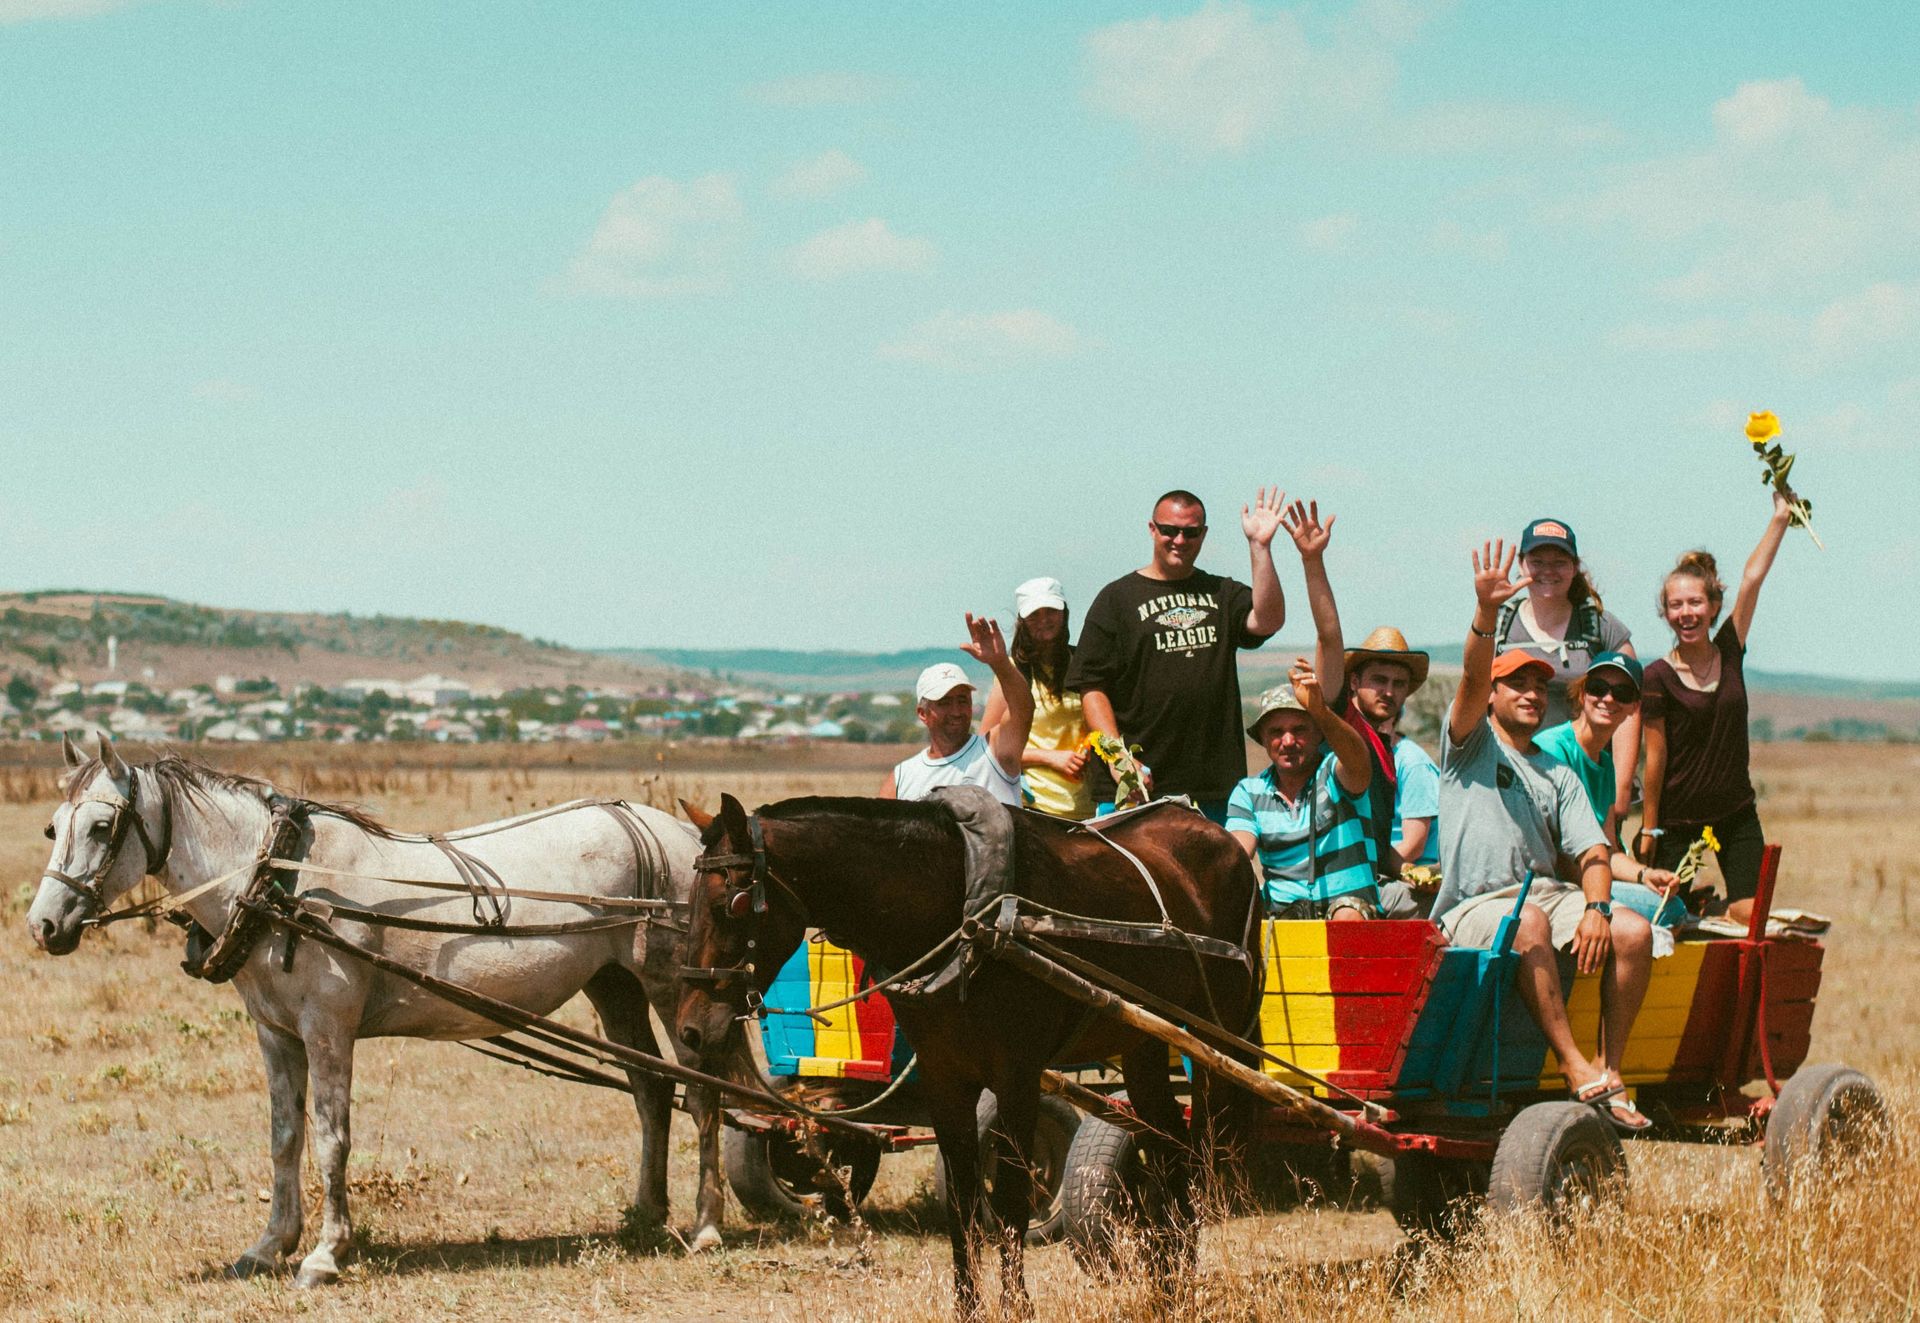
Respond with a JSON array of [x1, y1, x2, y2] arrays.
[[723, 1126, 882, 1222], [1388, 1149, 1489, 1237], [1060, 1114, 1160, 1276], [1488, 1101, 1626, 1220], [933, 1092, 1083, 1245], [1763, 1064, 1891, 1204]]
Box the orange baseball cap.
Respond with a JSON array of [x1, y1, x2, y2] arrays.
[[1490, 650, 1554, 683]]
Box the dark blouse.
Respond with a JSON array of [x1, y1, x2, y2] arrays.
[[1642, 619, 1755, 824]]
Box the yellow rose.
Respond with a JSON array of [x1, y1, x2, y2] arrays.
[[1746, 411, 1780, 447]]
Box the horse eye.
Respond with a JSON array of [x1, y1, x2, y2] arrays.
[[43, 824, 54, 840], [89, 820, 110, 838]]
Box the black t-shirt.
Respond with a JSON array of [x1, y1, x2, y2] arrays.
[[1065, 569, 1270, 803], [1642, 618, 1755, 824]]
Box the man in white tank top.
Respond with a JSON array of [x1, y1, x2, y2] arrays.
[[882, 614, 1034, 805]]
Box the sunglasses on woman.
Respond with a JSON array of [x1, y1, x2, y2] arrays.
[[1583, 676, 1640, 703]]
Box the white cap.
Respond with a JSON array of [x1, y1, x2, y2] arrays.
[[915, 663, 972, 704], [1014, 576, 1066, 618]]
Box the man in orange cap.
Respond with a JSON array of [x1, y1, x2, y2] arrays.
[[1433, 540, 1655, 1134]]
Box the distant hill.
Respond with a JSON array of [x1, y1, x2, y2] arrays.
[[604, 647, 991, 694], [0, 592, 677, 694]]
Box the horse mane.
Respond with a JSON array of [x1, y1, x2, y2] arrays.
[[758, 796, 959, 846], [65, 753, 399, 838]]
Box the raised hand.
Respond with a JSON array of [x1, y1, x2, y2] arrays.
[[1240, 486, 1287, 548], [1288, 656, 1325, 712], [960, 612, 1010, 670], [1471, 539, 1532, 612], [1281, 499, 1336, 559]]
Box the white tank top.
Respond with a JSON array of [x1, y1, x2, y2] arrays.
[[893, 733, 1021, 806]]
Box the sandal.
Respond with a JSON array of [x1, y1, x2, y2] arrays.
[[1572, 1075, 1623, 1107], [1601, 1074, 1653, 1135]]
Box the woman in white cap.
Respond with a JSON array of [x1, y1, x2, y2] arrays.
[[981, 576, 1094, 819]]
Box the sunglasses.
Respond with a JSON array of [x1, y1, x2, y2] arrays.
[[1583, 676, 1641, 703], [1153, 522, 1207, 541]]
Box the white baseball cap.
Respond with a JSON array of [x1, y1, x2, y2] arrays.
[[1014, 576, 1066, 618], [915, 662, 972, 704]]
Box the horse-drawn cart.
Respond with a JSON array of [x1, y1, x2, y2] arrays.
[[1055, 843, 1892, 1262]]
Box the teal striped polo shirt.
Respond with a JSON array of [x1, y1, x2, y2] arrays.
[[1225, 762, 1380, 909]]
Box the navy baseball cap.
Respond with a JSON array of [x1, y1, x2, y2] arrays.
[[1520, 517, 1577, 557], [1587, 650, 1643, 687]]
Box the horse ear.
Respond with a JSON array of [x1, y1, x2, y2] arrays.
[[62, 732, 83, 768], [718, 793, 750, 840], [679, 800, 715, 831], [97, 732, 129, 781]]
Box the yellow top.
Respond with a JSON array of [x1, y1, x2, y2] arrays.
[[1023, 674, 1093, 820]]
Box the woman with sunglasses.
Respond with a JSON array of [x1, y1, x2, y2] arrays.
[[981, 576, 1094, 820], [1638, 487, 1800, 925], [1494, 517, 1639, 841], [1536, 652, 1682, 926]]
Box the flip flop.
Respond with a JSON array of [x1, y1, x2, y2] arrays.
[[1600, 1076, 1654, 1135], [1572, 1075, 1623, 1107]]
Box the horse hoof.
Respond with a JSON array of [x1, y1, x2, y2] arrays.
[[689, 1225, 722, 1254], [225, 1255, 276, 1280], [293, 1266, 338, 1289]]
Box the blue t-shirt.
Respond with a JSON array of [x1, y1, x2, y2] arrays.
[[1226, 762, 1379, 908], [1390, 737, 1441, 866], [1533, 722, 1611, 827]]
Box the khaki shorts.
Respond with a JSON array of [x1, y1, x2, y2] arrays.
[[1440, 878, 1589, 950]]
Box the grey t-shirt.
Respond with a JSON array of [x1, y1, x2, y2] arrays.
[[1433, 717, 1608, 920]]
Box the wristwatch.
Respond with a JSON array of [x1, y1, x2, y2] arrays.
[[1584, 900, 1613, 917]]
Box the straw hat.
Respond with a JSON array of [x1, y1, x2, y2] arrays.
[[1343, 627, 1430, 692]]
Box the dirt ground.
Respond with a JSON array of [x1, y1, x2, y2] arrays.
[[2, 742, 1917, 1321]]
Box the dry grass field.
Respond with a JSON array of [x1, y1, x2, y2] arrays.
[[2, 741, 1917, 1321]]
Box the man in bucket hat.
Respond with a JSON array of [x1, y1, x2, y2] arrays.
[[882, 613, 1033, 805], [1224, 658, 1380, 919], [1343, 626, 1439, 874]]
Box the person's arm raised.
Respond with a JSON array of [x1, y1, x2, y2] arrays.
[[1450, 540, 1532, 747], [1283, 499, 1346, 689], [1729, 486, 1797, 647], [963, 613, 1034, 779], [1241, 485, 1288, 637], [1295, 657, 1372, 798]]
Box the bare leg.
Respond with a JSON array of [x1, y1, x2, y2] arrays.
[[1507, 905, 1599, 1089], [294, 1030, 355, 1288], [1599, 911, 1653, 1081], [233, 1022, 307, 1276], [1726, 897, 1754, 926]]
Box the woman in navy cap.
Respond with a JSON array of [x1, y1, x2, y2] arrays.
[[1493, 517, 1639, 839]]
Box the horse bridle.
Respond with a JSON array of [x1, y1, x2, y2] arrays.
[[43, 770, 173, 919], [683, 814, 810, 1005]]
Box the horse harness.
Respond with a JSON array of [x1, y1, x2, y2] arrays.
[[42, 769, 173, 921], [684, 815, 811, 1007]]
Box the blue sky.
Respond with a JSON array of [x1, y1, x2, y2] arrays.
[[2, 1, 1916, 679]]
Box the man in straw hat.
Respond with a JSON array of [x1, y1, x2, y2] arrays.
[[1432, 539, 1655, 1133], [1225, 657, 1380, 919], [1344, 626, 1439, 874]]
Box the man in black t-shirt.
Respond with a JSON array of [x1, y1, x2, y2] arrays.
[[1065, 487, 1286, 823]]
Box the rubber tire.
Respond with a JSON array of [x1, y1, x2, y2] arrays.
[[933, 1091, 1084, 1246], [723, 1126, 882, 1222], [1388, 1149, 1490, 1238], [1060, 1113, 1156, 1276], [1763, 1064, 1892, 1205], [1488, 1101, 1627, 1221]]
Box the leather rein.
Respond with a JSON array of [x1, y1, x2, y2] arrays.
[[43, 769, 172, 920], [682, 814, 811, 1005]]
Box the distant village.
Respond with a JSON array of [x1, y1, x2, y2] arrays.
[[0, 666, 924, 746]]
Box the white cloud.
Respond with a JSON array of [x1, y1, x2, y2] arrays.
[[771, 149, 866, 200], [784, 218, 935, 282], [1808, 281, 1920, 362], [191, 378, 255, 405], [0, 0, 141, 21], [748, 72, 900, 108], [879, 310, 1088, 370], [1082, 1, 1399, 154], [1582, 78, 1920, 303], [559, 174, 743, 299], [1299, 213, 1358, 252], [1429, 219, 1507, 261]]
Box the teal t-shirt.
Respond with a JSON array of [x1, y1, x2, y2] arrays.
[[1534, 722, 1610, 827]]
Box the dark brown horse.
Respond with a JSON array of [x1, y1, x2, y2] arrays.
[[676, 793, 1260, 1319]]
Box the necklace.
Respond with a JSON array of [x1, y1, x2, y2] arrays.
[[1671, 645, 1721, 692]]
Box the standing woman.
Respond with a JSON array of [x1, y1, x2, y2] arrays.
[[1639, 488, 1799, 925], [981, 577, 1094, 820], [1496, 517, 1639, 838]]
